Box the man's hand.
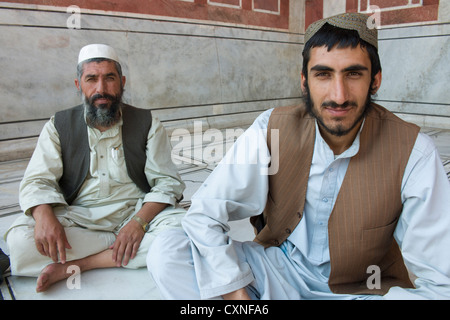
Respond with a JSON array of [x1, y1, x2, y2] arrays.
[[110, 201, 168, 267], [110, 218, 145, 267], [32, 204, 72, 264], [110, 202, 167, 267]]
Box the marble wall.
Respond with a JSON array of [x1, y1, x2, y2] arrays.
[[0, 0, 448, 161], [0, 1, 304, 161]]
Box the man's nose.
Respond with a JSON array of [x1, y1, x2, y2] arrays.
[[329, 77, 349, 105], [94, 78, 106, 95]]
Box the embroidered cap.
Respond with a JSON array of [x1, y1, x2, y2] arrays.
[[305, 12, 378, 49], [78, 44, 120, 65]]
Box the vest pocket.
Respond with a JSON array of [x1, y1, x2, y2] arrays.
[[361, 218, 399, 257]]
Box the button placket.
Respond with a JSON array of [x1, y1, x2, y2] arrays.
[[97, 143, 109, 197]]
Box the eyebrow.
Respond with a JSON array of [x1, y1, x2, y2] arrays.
[[84, 72, 118, 79], [310, 64, 369, 73]]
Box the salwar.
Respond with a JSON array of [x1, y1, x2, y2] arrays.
[[147, 228, 379, 300], [147, 228, 302, 300], [6, 207, 185, 277]]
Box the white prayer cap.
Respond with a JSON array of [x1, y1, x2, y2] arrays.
[[78, 44, 120, 65]]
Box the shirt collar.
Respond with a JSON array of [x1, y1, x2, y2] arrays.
[[314, 118, 365, 160]]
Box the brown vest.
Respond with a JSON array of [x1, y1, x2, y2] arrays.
[[251, 103, 419, 295]]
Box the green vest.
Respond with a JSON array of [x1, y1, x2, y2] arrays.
[[54, 104, 152, 204]]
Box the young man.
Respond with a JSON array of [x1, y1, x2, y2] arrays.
[[148, 13, 450, 299], [6, 44, 186, 292]]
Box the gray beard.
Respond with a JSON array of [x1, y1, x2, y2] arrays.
[[83, 93, 122, 129]]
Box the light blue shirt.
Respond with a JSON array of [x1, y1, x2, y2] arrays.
[[182, 108, 450, 299]]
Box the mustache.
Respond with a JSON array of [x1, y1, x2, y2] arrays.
[[89, 93, 118, 105], [321, 101, 358, 109]]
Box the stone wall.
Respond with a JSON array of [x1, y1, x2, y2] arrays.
[[0, 0, 448, 162], [0, 0, 304, 161]]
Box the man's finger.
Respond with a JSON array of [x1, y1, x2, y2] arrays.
[[114, 241, 126, 267], [48, 241, 59, 263], [57, 240, 67, 264], [36, 241, 47, 257], [130, 241, 140, 261], [121, 243, 134, 266]]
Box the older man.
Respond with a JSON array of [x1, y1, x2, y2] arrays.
[[148, 13, 450, 299], [6, 44, 186, 292]]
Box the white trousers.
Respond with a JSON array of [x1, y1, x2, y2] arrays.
[[147, 228, 300, 300], [147, 228, 380, 300], [6, 208, 185, 277]]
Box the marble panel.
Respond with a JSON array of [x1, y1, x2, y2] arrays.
[[0, 120, 47, 140], [0, 26, 131, 122], [0, 138, 38, 162], [216, 38, 302, 103], [377, 35, 450, 106], [378, 23, 450, 41], [152, 97, 301, 122], [395, 113, 450, 130], [126, 32, 222, 110], [375, 101, 450, 117]]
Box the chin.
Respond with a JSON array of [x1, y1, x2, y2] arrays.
[[95, 103, 111, 110]]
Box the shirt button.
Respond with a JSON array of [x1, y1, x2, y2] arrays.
[[322, 197, 328, 203], [273, 239, 279, 245], [285, 228, 291, 234]]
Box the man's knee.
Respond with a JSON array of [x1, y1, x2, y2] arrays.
[[6, 226, 43, 276], [6, 225, 33, 251], [146, 228, 191, 282]]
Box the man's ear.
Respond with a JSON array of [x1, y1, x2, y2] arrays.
[[301, 72, 308, 94], [75, 78, 80, 91], [371, 71, 382, 95]]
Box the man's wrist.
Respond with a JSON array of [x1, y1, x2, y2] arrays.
[[132, 215, 149, 232], [30, 204, 54, 220]]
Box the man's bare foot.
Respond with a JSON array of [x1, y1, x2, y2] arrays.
[[36, 263, 71, 292], [35, 249, 117, 292]]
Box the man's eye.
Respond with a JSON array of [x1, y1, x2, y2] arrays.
[[315, 72, 330, 78], [348, 72, 362, 78]]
